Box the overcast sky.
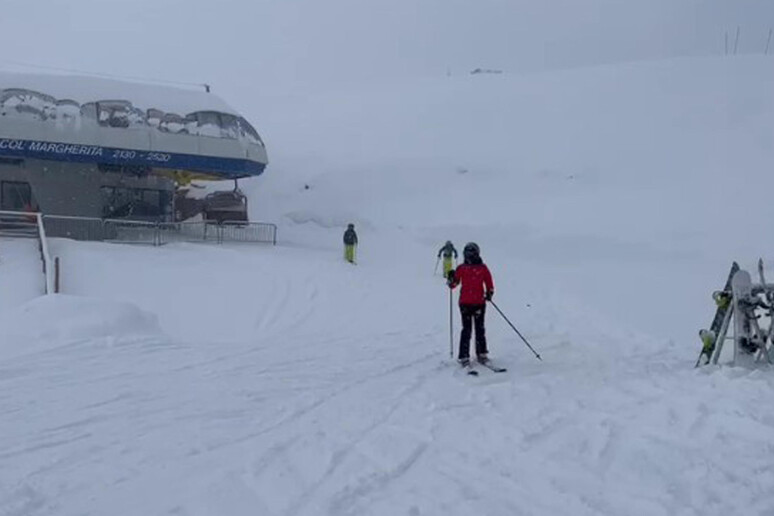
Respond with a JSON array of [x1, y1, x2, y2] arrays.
[[1, 1, 773, 107]]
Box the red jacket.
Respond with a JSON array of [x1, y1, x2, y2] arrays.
[[450, 263, 494, 305]]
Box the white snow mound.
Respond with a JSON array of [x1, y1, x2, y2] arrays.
[[0, 294, 164, 349]]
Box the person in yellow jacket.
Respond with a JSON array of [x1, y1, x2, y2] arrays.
[[437, 241, 458, 277], [343, 223, 358, 264]]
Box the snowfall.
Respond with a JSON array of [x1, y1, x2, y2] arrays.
[[2, 56, 774, 516]]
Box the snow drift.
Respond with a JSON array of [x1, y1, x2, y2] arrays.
[[0, 294, 165, 359]]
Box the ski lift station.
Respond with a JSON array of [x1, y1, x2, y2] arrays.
[[0, 71, 267, 221]]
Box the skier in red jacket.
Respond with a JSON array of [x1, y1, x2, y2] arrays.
[[447, 242, 494, 366]]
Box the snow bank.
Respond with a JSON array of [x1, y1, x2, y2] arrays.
[[284, 210, 373, 230], [0, 238, 44, 314], [0, 294, 164, 357]]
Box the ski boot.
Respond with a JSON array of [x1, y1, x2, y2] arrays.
[[739, 336, 759, 355]]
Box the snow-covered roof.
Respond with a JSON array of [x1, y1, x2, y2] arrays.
[[0, 70, 237, 116]]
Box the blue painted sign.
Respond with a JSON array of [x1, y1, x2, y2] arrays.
[[0, 138, 265, 178]]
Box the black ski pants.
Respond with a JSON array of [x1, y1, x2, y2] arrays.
[[458, 303, 488, 359]]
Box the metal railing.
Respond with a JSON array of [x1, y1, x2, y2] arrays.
[[36, 213, 55, 294], [0, 210, 39, 238], [103, 219, 158, 245], [42, 214, 114, 241], [1, 211, 277, 295], [38, 214, 277, 246], [0, 210, 53, 295], [220, 221, 277, 245], [157, 221, 221, 245]]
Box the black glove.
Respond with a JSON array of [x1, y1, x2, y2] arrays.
[[446, 270, 455, 287], [485, 290, 493, 301]]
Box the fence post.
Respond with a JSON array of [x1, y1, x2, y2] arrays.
[[55, 256, 60, 294], [39, 239, 46, 274], [734, 26, 741, 55]]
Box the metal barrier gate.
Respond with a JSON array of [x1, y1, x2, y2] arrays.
[[40, 215, 277, 246]]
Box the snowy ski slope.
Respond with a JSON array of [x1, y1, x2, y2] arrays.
[[2, 57, 774, 515]]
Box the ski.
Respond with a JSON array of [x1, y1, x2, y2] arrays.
[[759, 259, 774, 353], [478, 361, 507, 373], [458, 361, 478, 375], [732, 269, 759, 366], [758, 258, 766, 287]]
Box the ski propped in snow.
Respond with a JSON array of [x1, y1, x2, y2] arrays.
[[696, 261, 739, 367]]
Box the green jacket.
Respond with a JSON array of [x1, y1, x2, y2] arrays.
[[438, 243, 458, 259]]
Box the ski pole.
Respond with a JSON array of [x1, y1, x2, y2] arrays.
[[488, 300, 542, 361], [449, 287, 454, 358], [434, 256, 441, 275]]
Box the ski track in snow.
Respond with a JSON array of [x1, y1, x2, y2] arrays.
[[3, 237, 774, 516]]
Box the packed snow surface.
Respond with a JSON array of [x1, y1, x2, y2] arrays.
[[2, 57, 774, 515]]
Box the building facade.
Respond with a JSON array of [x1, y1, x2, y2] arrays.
[[0, 72, 267, 221]]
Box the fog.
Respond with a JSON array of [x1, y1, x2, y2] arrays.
[[1, 0, 772, 104]]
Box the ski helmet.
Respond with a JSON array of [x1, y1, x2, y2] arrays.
[[348, 223, 354, 229], [463, 242, 480, 262]]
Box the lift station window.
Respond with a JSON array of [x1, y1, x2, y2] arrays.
[[1, 181, 35, 211]]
